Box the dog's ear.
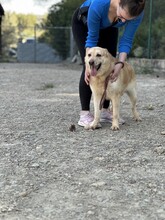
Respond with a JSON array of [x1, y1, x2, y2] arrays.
[[103, 48, 109, 57]]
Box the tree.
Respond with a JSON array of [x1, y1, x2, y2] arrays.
[[151, 16, 165, 59], [131, 0, 165, 58], [2, 12, 39, 60], [40, 0, 82, 59]]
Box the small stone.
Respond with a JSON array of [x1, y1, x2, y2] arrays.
[[0, 205, 14, 213], [91, 181, 106, 187], [87, 210, 95, 215], [154, 147, 165, 155], [36, 146, 44, 154], [129, 179, 136, 184], [125, 148, 134, 154], [20, 191, 28, 197], [161, 131, 165, 135], [31, 163, 40, 168], [147, 104, 154, 110], [148, 183, 152, 188], [95, 156, 104, 161], [157, 209, 164, 213]]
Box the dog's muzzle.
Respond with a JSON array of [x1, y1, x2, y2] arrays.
[[89, 59, 101, 76]]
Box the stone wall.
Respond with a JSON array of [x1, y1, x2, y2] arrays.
[[129, 58, 165, 75]]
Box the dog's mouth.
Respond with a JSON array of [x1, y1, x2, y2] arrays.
[[90, 62, 102, 76]]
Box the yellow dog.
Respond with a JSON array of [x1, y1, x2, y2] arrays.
[[85, 47, 141, 130]]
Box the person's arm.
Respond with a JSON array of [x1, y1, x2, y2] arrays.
[[119, 12, 144, 54], [110, 12, 144, 82], [85, 4, 102, 48], [85, 47, 90, 85], [110, 52, 127, 83]]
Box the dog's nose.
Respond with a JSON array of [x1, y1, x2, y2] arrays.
[[89, 59, 94, 66]]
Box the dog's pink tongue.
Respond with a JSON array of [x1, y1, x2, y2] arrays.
[[91, 66, 97, 76]]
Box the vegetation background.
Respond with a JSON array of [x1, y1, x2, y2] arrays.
[[1, 0, 165, 60]]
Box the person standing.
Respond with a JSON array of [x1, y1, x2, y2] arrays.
[[72, 0, 145, 127]]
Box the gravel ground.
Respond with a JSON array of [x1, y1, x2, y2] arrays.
[[0, 62, 165, 220]]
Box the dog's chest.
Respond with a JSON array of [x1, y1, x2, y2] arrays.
[[90, 78, 105, 93]]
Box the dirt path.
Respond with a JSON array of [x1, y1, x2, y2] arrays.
[[0, 63, 165, 220]]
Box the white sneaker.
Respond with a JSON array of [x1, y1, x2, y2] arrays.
[[100, 110, 113, 123], [78, 112, 94, 127], [100, 110, 125, 124]]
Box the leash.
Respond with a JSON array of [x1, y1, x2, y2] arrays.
[[99, 75, 111, 110], [99, 61, 124, 110]]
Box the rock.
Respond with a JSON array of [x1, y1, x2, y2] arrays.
[[36, 145, 44, 154], [31, 163, 40, 168], [87, 210, 95, 215], [20, 191, 28, 197], [154, 147, 165, 155], [147, 104, 154, 110], [91, 181, 106, 187]]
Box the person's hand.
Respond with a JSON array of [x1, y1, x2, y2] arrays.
[[84, 48, 91, 85], [110, 63, 123, 83], [85, 69, 90, 85]]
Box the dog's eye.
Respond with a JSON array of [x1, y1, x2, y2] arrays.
[[96, 53, 101, 57], [88, 53, 91, 57]]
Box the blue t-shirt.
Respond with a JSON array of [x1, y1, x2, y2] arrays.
[[81, 0, 144, 54]]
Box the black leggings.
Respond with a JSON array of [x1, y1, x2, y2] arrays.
[[72, 8, 118, 111]]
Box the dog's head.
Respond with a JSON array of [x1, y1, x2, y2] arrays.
[[85, 47, 113, 77]]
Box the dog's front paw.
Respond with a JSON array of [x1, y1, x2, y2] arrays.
[[84, 122, 102, 130], [134, 114, 142, 122], [111, 118, 120, 130], [84, 124, 92, 130], [111, 124, 119, 131], [135, 117, 142, 122], [133, 111, 142, 122]]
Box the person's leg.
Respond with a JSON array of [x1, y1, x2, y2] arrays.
[[98, 26, 118, 109], [97, 27, 121, 123], [72, 9, 94, 126], [72, 8, 92, 111]]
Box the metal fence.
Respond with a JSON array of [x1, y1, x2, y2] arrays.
[[1, 25, 77, 63]]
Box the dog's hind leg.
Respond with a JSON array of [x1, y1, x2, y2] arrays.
[[126, 88, 141, 121]]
